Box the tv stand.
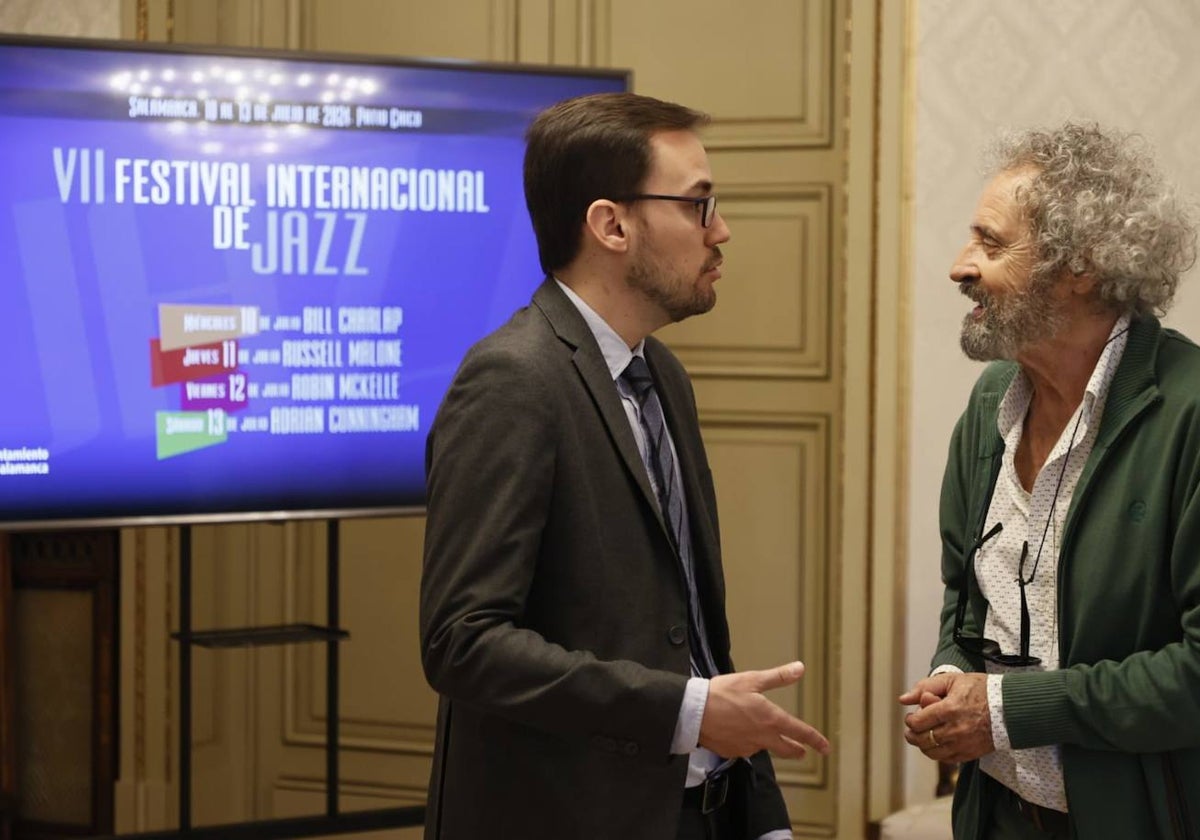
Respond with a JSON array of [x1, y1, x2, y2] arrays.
[[101, 520, 425, 839]]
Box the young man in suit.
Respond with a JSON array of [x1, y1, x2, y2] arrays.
[[420, 92, 830, 840]]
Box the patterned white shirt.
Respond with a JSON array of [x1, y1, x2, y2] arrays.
[[976, 315, 1130, 811]]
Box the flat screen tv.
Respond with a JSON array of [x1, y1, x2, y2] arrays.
[[0, 34, 627, 530]]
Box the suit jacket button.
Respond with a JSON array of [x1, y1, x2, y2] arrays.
[[623, 741, 639, 757], [668, 624, 687, 646]]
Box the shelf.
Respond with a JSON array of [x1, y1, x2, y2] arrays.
[[171, 622, 349, 648], [96, 805, 426, 840]]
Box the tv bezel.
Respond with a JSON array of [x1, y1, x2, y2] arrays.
[[0, 32, 630, 532]]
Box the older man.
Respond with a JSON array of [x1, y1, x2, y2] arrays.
[[901, 122, 1200, 839]]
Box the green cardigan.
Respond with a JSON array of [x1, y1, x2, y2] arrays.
[[931, 315, 1200, 840]]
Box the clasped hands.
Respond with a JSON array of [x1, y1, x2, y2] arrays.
[[898, 672, 994, 763], [699, 661, 831, 760]]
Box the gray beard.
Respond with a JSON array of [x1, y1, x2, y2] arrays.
[[959, 275, 1063, 361]]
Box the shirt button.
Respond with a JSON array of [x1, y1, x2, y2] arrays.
[[668, 625, 687, 646]]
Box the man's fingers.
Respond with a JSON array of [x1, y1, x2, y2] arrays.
[[776, 712, 831, 756], [901, 676, 931, 702], [749, 660, 806, 693], [903, 726, 939, 754], [906, 705, 941, 733], [773, 734, 808, 760], [899, 673, 954, 706]]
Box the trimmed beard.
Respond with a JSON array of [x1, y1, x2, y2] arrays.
[[959, 270, 1064, 361], [625, 239, 718, 323]]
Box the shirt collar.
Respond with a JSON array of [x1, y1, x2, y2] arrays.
[[554, 277, 643, 380], [1083, 312, 1132, 417], [996, 312, 1132, 439]]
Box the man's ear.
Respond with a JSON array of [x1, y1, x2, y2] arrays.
[[1060, 254, 1098, 297], [584, 199, 630, 255], [1068, 269, 1099, 297]]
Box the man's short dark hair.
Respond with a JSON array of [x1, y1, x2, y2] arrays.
[[523, 92, 709, 275]]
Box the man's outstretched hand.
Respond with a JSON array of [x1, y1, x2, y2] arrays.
[[699, 661, 831, 760]]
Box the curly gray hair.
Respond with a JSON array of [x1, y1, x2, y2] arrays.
[[986, 122, 1196, 316]]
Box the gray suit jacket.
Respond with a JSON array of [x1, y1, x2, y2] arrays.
[[420, 278, 788, 839]]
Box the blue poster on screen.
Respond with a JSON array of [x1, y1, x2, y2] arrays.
[[0, 38, 625, 526]]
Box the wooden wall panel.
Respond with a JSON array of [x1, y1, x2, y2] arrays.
[[187, 525, 255, 825], [705, 415, 834, 833], [114, 0, 898, 836], [598, 0, 833, 148], [660, 187, 832, 378], [582, 0, 846, 832], [289, 518, 436, 753], [260, 519, 429, 838], [300, 0, 515, 61], [10, 531, 118, 836], [0, 533, 13, 839]]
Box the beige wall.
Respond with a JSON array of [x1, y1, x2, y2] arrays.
[[34, 0, 1182, 828], [904, 0, 1200, 805], [91, 1, 897, 837], [7, 0, 1197, 827], [0, 0, 118, 37]]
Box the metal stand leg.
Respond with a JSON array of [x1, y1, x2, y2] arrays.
[[179, 525, 192, 831], [326, 520, 339, 818], [100, 520, 424, 840]]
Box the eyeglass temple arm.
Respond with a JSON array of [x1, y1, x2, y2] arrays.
[[1018, 580, 1032, 661], [1016, 541, 1032, 660], [953, 521, 1005, 635]]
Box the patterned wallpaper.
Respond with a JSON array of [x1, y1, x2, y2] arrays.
[[0, 0, 119, 38], [905, 0, 1200, 803]]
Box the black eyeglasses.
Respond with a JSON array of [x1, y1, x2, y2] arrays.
[[612, 193, 718, 228], [952, 523, 1043, 667]]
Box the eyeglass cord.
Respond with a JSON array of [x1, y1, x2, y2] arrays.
[[1021, 324, 1131, 586]]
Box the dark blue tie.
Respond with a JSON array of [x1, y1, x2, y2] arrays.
[[619, 355, 719, 678]]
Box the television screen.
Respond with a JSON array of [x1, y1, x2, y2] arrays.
[[0, 34, 627, 530]]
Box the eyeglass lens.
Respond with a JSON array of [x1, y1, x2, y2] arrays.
[[953, 527, 1042, 667]]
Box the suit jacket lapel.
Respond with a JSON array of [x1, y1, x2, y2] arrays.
[[531, 279, 669, 537]]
